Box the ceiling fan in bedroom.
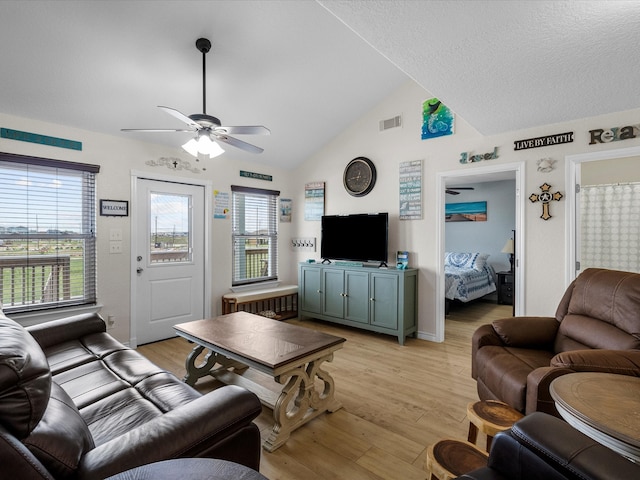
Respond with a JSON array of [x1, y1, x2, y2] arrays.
[[446, 187, 475, 195], [122, 38, 270, 158]]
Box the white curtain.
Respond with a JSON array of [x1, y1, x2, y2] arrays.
[[580, 183, 640, 273]]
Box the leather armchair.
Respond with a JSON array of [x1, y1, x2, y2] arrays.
[[457, 412, 640, 480], [472, 268, 640, 415]]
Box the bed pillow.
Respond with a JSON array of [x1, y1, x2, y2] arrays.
[[444, 252, 489, 271]]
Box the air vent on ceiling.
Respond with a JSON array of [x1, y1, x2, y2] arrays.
[[379, 115, 402, 132]]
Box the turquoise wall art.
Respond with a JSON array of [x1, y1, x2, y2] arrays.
[[421, 98, 455, 140]]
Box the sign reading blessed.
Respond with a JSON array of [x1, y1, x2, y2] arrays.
[[514, 132, 573, 151]]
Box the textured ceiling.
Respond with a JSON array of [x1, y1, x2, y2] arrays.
[[320, 0, 640, 135], [1, 1, 638, 169]]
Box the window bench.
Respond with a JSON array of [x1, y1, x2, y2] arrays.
[[222, 285, 298, 320]]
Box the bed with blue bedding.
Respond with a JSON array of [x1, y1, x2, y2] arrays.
[[444, 252, 497, 305]]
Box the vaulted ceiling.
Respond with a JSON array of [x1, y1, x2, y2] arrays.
[[1, 1, 638, 169]]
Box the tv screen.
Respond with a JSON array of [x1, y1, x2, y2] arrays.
[[321, 213, 388, 265]]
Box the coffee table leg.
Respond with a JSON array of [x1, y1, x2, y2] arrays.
[[263, 352, 341, 452], [184, 345, 250, 386], [183, 345, 218, 386]]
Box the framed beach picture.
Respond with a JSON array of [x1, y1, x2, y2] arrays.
[[445, 201, 487, 222]]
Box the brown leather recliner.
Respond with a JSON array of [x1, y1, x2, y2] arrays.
[[472, 268, 640, 416]]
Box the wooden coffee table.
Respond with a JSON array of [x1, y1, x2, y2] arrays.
[[550, 372, 640, 462], [173, 312, 346, 452]]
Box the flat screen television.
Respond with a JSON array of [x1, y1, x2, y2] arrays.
[[321, 213, 388, 266]]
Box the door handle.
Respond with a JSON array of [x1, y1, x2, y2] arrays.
[[137, 267, 144, 274]]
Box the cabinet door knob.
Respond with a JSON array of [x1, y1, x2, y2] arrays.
[[369, 297, 375, 302]]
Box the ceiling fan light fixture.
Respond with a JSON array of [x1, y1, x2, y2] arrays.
[[182, 133, 225, 158]]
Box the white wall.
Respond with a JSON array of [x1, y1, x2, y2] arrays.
[[289, 80, 640, 339], [0, 112, 296, 343], [3, 79, 640, 343], [581, 155, 640, 185]]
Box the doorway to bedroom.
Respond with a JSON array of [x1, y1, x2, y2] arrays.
[[436, 162, 525, 342]]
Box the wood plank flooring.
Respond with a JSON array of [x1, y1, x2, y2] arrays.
[[137, 300, 512, 480]]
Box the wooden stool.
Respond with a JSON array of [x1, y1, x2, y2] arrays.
[[425, 439, 488, 480], [467, 400, 523, 452]]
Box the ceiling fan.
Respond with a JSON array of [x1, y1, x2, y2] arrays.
[[446, 187, 475, 195], [122, 38, 270, 158]]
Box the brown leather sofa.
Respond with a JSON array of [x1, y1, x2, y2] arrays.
[[0, 310, 263, 479], [472, 268, 640, 415], [456, 412, 640, 480]]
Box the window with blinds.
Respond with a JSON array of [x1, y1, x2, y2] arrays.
[[231, 185, 279, 286], [0, 153, 99, 313]]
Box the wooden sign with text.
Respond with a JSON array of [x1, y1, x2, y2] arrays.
[[589, 123, 639, 145], [514, 132, 573, 151]]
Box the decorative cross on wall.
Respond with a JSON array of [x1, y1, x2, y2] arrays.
[[529, 183, 563, 220]]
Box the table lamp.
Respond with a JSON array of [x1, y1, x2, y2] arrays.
[[501, 238, 514, 272]]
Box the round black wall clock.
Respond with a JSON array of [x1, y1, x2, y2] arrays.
[[343, 157, 377, 197]]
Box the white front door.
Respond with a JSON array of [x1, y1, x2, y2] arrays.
[[133, 178, 206, 345]]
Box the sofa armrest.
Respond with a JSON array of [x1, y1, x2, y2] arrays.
[[551, 349, 640, 376], [525, 366, 574, 415], [471, 324, 504, 379], [471, 318, 559, 380], [77, 385, 262, 479], [508, 412, 640, 479], [491, 317, 558, 348], [459, 412, 640, 479], [26, 313, 106, 348]]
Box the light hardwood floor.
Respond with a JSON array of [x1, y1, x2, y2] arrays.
[[137, 300, 513, 480]]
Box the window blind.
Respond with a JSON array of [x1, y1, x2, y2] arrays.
[[0, 153, 99, 313], [231, 185, 279, 286]]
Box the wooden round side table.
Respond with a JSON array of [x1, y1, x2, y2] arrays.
[[425, 439, 488, 480], [550, 372, 640, 462], [466, 400, 523, 452]]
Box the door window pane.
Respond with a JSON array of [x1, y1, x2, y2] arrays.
[[149, 192, 191, 264]]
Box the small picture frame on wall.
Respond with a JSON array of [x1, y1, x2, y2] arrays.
[[100, 199, 128, 217]]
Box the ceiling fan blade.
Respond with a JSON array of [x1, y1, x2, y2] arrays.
[[448, 187, 475, 190], [214, 134, 264, 154], [446, 190, 460, 195], [214, 126, 271, 136], [121, 128, 193, 133], [158, 106, 200, 130]]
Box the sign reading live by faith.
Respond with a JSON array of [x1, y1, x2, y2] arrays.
[[514, 132, 573, 151]]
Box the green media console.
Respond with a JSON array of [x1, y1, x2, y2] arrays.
[[298, 262, 418, 345]]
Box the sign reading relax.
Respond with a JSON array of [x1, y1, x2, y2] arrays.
[[589, 123, 639, 145]]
